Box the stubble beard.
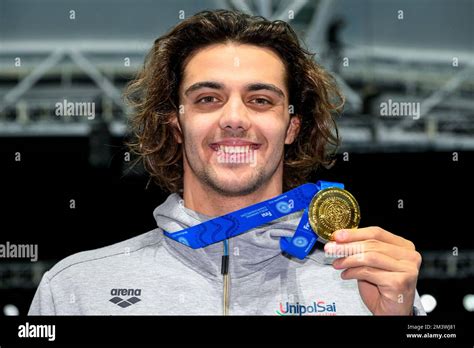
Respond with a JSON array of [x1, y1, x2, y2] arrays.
[[184, 146, 281, 198]]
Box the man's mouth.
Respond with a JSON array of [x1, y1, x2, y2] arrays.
[[209, 144, 261, 153], [209, 140, 261, 166], [209, 140, 261, 154]]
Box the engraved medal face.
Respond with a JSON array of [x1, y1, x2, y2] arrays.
[[308, 187, 361, 242]]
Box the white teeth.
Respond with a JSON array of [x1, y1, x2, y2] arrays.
[[217, 145, 255, 153]]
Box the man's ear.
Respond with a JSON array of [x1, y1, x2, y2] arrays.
[[284, 115, 301, 145], [170, 112, 183, 144]]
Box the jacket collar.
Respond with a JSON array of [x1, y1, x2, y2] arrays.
[[154, 193, 313, 279]]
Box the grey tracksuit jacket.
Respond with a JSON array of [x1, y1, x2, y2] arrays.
[[28, 193, 426, 315]]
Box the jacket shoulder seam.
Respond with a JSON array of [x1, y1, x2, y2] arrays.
[[48, 239, 162, 281]]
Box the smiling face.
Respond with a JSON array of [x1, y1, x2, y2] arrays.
[[174, 42, 300, 197]]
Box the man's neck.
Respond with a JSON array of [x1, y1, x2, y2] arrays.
[[183, 178, 283, 217]]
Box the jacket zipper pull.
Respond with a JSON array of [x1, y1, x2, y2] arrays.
[[221, 255, 229, 275]]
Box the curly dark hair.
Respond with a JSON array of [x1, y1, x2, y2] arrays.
[[124, 9, 343, 193]]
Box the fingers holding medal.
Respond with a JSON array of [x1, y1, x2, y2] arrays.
[[309, 187, 421, 315], [308, 187, 361, 242]]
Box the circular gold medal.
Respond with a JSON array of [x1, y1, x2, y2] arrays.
[[308, 187, 361, 242]]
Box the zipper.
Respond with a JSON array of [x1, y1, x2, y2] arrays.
[[221, 239, 230, 315]]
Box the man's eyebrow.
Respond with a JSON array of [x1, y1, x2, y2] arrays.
[[184, 81, 224, 96], [245, 83, 285, 98], [183, 81, 285, 98]]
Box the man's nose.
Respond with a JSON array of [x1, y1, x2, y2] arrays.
[[218, 96, 251, 132]]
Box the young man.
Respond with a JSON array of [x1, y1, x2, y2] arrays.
[[29, 10, 425, 315]]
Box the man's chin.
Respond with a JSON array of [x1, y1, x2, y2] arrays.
[[213, 184, 259, 197], [205, 176, 263, 197]]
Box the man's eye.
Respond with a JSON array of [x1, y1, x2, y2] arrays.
[[196, 96, 218, 104], [251, 98, 272, 105]]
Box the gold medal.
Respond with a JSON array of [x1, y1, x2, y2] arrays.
[[308, 187, 361, 242]]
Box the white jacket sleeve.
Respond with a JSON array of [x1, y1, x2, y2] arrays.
[[28, 272, 56, 315]]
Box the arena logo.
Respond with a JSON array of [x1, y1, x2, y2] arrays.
[[276, 301, 337, 316], [109, 288, 142, 308], [379, 99, 420, 120], [55, 98, 95, 120]]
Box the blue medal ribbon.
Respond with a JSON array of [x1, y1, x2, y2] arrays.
[[163, 180, 344, 259]]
